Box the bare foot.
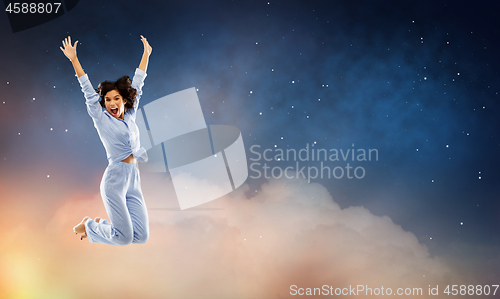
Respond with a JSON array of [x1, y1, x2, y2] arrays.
[[73, 216, 90, 240]]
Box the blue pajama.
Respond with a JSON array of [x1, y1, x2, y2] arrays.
[[77, 68, 149, 246], [85, 161, 148, 245]]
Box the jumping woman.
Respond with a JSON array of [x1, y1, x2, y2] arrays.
[[60, 35, 152, 245]]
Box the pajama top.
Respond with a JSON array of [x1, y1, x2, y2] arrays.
[[77, 68, 148, 164]]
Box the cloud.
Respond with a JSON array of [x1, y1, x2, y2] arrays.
[[0, 174, 475, 298]]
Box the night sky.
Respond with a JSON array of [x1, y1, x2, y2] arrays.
[[0, 0, 499, 297]]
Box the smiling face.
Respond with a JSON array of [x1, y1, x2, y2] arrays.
[[105, 89, 127, 119]]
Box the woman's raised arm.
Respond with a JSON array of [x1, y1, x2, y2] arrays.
[[138, 35, 152, 73], [60, 36, 85, 78]]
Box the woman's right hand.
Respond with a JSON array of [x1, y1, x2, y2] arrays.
[[60, 36, 78, 61]]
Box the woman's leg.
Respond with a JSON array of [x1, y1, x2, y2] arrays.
[[84, 162, 135, 246], [126, 164, 149, 244]]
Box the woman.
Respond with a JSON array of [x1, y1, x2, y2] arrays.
[[60, 35, 152, 245]]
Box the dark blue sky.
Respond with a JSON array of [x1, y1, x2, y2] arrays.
[[1, 0, 499, 279]]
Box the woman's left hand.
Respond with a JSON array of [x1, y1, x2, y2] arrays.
[[140, 35, 152, 56]]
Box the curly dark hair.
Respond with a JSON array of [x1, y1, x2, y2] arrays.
[[96, 76, 137, 112]]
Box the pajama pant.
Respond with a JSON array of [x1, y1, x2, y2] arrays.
[[84, 161, 149, 245]]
